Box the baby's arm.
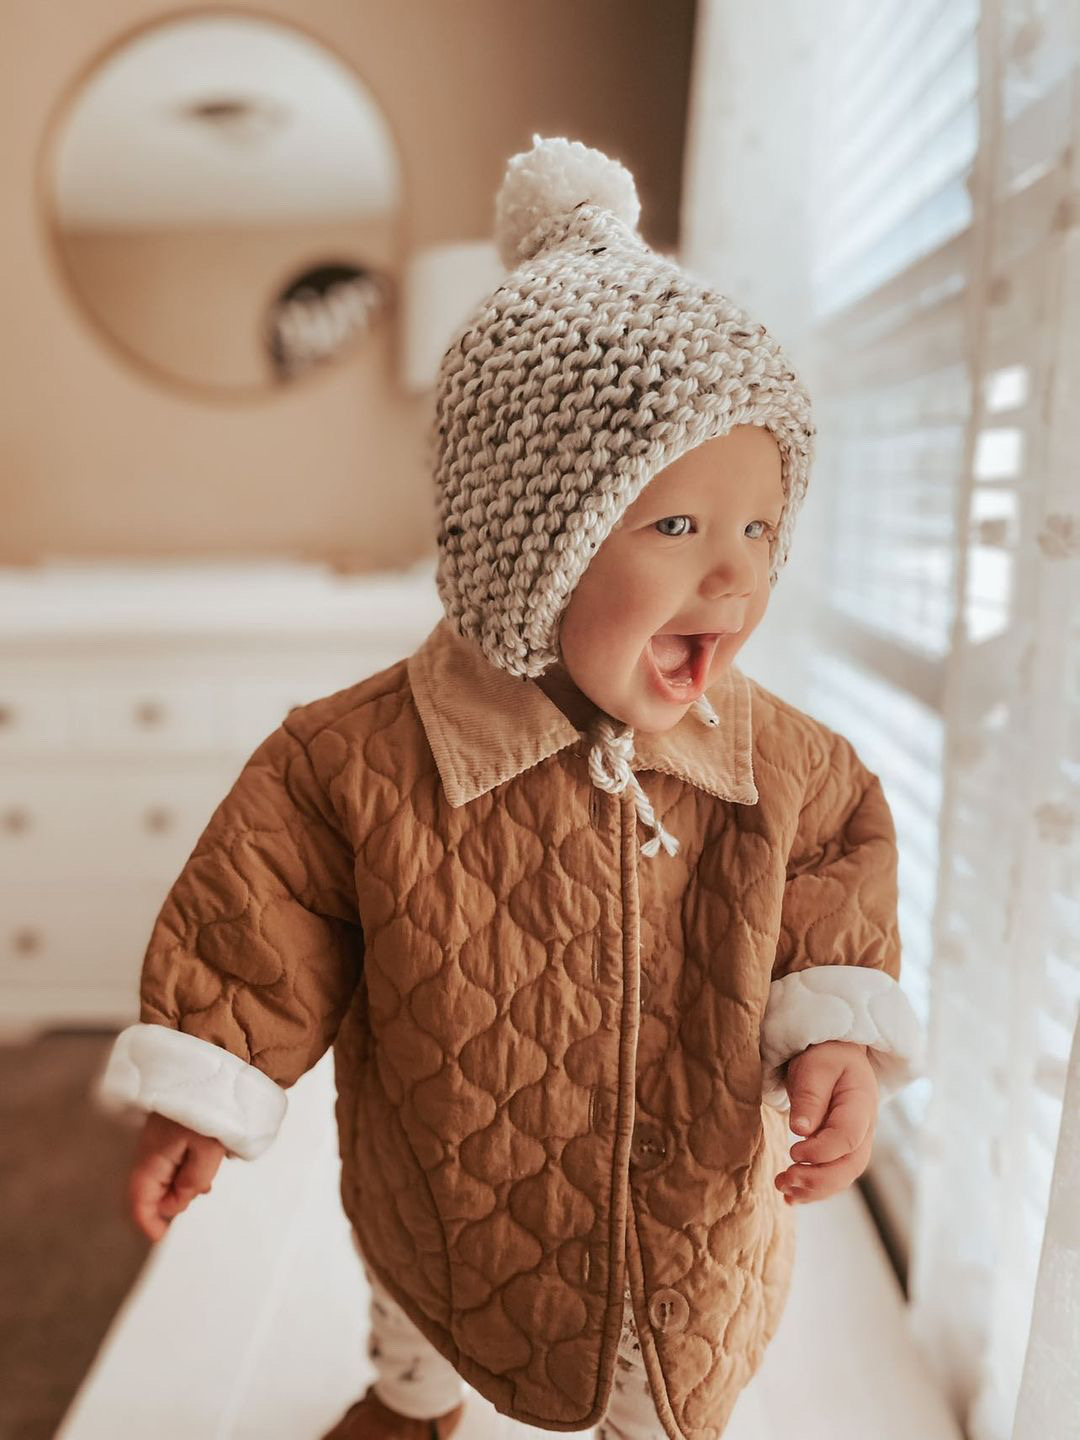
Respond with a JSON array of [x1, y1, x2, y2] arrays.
[[760, 727, 925, 1112], [95, 719, 363, 1182]]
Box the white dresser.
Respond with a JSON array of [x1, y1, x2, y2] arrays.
[[0, 558, 443, 1036]]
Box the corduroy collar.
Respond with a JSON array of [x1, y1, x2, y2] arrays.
[[407, 617, 758, 809]]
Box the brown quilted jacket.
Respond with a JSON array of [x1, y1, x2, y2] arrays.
[[99, 615, 923, 1440]]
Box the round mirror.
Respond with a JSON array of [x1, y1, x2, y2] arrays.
[[40, 13, 402, 397]]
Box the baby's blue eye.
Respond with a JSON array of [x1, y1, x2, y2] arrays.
[[655, 516, 692, 537]]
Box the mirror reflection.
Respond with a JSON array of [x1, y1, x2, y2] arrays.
[[44, 13, 401, 395]]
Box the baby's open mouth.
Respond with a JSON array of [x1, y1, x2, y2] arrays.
[[647, 633, 725, 694], [650, 633, 697, 684]]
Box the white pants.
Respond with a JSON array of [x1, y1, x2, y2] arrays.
[[354, 1235, 668, 1439]]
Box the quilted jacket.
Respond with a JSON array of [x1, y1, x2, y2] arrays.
[[98, 615, 924, 1440]]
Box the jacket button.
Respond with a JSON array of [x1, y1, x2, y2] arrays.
[[630, 1121, 666, 1169], [648, 1287, 689, 1333]]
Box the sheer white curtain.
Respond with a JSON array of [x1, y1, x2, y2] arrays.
[[681, 3, 1080, 1438]]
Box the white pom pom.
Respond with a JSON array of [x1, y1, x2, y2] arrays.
[[493, 133, 641, 269]]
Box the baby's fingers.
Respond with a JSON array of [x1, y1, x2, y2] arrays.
[[130, 1181, 169, 1241], [780, 1130, 873, 1203], [128, 1152, 177, 1241], [161, 1138, 225, 1218], [788, 1125, 851, 1165], [791, 1086, 875, 1163]]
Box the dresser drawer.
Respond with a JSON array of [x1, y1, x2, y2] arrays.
[[221, 678, 324, 751], [0, 681, 76, 751], [217, 648, 407, 749], [0, 651, 411, 759], [0, 879, 165, 990], [0, 763, 249, 884], [79, 681, 228, 753], [0, 677, 231, 755]]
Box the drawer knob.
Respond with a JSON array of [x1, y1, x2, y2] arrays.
[[133, 700, 167, 728], [143, 805, 175, 834], [11, 927, 42, 956], [2, 807, 31, 833]]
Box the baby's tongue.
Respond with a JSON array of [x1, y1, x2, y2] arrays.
[[650, 634, 694, 680]]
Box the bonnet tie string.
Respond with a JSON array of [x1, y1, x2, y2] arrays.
[[584, 691, 721, 861]]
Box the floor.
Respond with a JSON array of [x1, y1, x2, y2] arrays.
[[0, 1030, 153, 1440]]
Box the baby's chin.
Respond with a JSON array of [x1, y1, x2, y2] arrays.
[[596, 682, 712, 737], [615, 698, 695, 736]]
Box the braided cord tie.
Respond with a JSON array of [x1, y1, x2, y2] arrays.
[[586, 716, 680, 859], [583, 690, 722, 861]]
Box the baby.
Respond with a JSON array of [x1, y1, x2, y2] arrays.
[[98, 136, 924, 1440]]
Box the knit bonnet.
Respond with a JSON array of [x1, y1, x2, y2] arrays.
[[429, 134, 816, 858]]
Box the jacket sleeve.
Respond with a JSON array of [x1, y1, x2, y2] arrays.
[[94, 719, 363, 1159], [760, 727, 926, 1110]]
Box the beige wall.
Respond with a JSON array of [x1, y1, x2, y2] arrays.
[[1, 0, 695, 572]]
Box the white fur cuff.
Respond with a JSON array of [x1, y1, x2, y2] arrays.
[[760, 965, 926, 1110], [94, 1023, 288, 1161]]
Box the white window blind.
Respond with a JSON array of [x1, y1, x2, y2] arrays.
[[804, 0, 981, 1236]]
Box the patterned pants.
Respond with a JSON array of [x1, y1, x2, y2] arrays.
[[353, 1234, 667, 1439]]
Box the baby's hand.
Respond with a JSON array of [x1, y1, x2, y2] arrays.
[[774, 1040, 878, 1206], [128, 1111, 226, 1241]]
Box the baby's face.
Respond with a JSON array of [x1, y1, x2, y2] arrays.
[[538, 425, 784, 736]]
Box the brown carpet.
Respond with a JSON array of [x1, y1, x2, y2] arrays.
[[0, 1029, 151, 1440]]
